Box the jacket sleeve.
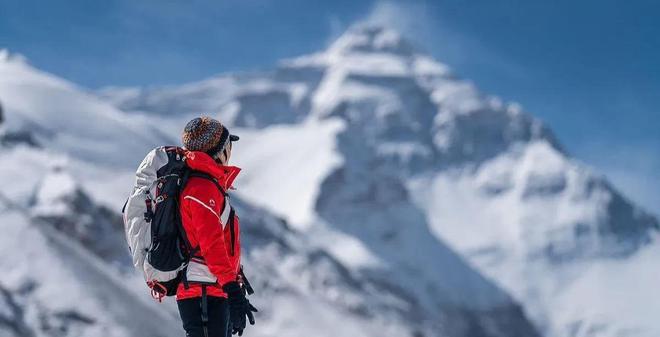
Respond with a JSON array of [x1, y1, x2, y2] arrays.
[[183, 182, 237, 286]]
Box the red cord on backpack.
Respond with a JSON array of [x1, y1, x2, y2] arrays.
[[147, 280, 167, 303]]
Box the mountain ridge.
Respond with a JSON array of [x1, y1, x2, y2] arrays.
[[1, 33, 540, 337], [2, 24, 658, 337], [97, 25, 659, 337]]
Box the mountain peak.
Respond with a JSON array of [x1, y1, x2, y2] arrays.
[[328, 24, 415, 56]]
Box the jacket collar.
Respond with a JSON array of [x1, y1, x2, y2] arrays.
[[184, 151, 241, 190]]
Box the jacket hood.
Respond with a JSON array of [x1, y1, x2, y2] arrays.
[[184, 150, 241, 190]]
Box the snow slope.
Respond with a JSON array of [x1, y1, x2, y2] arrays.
[[0, 139, 417, 337], [0, 49, 171, 167], [0, 193, 181, 337], [408, 139, 659, 337], [97, 26, 546, 337], [231, 118, 345, 227], [548, 240, 660, 337], [100, 25, 660, 337], [1, 47, 538, 337]]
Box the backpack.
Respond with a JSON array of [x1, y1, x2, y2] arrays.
[[122, 146, 220, 301]]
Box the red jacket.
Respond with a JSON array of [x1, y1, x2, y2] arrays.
[[176, 150, 242, 300]]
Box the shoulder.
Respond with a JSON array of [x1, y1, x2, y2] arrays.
[[185, 176, 223, 194], [182, 177, 225, 210]]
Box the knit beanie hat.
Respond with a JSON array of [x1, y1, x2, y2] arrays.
[[182, 116, 239, 154]]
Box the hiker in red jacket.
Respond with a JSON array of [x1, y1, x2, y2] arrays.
[[177, 116, 257, 337]]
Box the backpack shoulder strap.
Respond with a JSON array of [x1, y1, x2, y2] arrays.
[[178, 170, 226, 256], [175, 170, 220, 260]]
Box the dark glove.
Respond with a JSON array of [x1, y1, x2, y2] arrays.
[[223, 281, 258, 336]]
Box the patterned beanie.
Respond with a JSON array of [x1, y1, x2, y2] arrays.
[[182, 116, 238, 154]]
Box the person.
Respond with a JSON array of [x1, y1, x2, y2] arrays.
[[177, 116, 257, 337]]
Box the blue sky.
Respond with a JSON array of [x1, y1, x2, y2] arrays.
[[1, 0, 658, 213]]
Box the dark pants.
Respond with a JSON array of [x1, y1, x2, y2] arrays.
[[177, 296, 229, 337]]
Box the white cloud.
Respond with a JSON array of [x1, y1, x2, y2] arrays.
[[363, 1, 434, 38], [352, 0, 529, 79]]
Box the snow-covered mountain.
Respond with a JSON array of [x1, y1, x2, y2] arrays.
[[99, 25, 660, 337], [0, 42, 539, 337], [0, 50, 173, 167], [0, 51, 184, 337], [0, 169, 181, 337]]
